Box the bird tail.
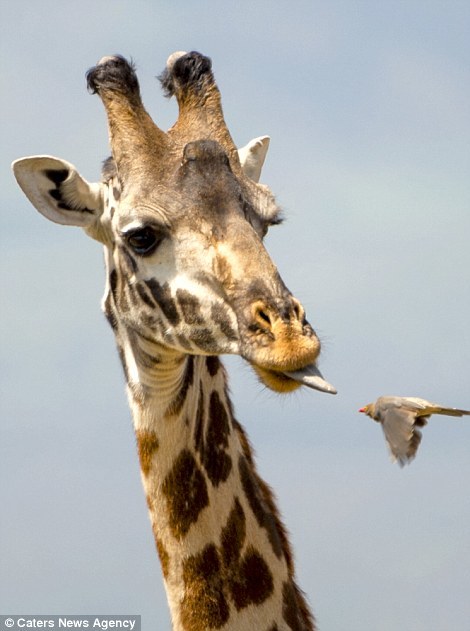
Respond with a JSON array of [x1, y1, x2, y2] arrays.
[[424, 407, 470, 418]]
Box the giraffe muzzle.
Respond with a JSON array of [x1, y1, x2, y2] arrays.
[[243, 298, 337, 394]]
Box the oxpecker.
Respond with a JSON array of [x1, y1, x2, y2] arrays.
[[359, 396, 470, 466]]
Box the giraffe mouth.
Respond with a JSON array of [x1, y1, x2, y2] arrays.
[[252, 363, 337, 395]]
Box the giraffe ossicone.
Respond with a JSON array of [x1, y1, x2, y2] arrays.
[[13, 51, 336, 630]]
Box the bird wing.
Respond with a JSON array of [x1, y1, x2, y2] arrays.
[[380, 406, 424, 466]]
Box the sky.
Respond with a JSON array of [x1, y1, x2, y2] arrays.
[[1, 1, 469, 630]]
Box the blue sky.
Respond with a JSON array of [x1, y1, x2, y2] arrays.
[[1, 2, 469, 630]]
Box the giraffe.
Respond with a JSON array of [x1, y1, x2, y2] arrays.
[[13, 52, 336, 631]]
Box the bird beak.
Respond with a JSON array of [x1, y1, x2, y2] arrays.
[[358, 407, 367, 413]]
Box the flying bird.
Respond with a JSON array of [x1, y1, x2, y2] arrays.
[[359, 396, 470, 466]]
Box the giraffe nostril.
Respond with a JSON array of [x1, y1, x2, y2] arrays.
[[256, 308, 271, 327], [252, 303, 273, 331], [292, 300, 304, 323]]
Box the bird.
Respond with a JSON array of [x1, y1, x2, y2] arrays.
[[359, 396, 470, 466]]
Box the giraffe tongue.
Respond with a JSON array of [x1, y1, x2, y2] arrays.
[[284, 364, 337, 395]]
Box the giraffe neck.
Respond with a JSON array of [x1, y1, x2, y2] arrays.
[[122, 343, 315, 631]]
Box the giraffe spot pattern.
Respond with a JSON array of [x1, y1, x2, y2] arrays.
[[234, 420, 304, 580], [180, 500, 274, 630], [210, 303, 238, 341], [135, 282, 156, 309], [176, 333, 193, 351], [141, 312, 159, 330], [103, 291, 118, 331], [162, 448, 209, 540], [118, 245, 138, 274], [154, 534, 170, 580], [180, 544, 230, 631], [229, 546, 274, 611], [144, 279, 180, 326], [239, 455, 283, 559], [109, 269, 118, 300], [220, 497, 274, 611], [110, 267, 130, 317], [109, 267, 131, 313], [205, 355, 220, 377], [195, 390, 232, 487], [189, 327, 219, 352], [193, 382, 205, 454], [282, 581, 309, 631], [176, 289, 205, 325], [135, 429, 159, 477], [220, 496, 246, 568]]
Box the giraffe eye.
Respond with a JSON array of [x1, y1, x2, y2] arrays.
[[126, 227, 161, 256]]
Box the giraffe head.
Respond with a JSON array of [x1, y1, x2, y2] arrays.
[[13, 52, 335, 395]]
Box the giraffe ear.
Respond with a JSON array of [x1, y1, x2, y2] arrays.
[[12, 156, 104, 228], [238, 136, 270, 182]]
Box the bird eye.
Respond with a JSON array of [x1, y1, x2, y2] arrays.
[[126, 227, 161, 256]]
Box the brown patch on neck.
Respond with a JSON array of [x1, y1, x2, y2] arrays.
[[229, 546, 274, 611], [282, 581, 316, 631], [220, 497, 275, 611], [220, 497, 246, 568], [193, 382, 205, 454], [154, 534, 170, 580], [135, 429, 159, 477], [205, 355, 221, 377], [162, 449, 209, 539], [180, 544, 229, 631], [238, 455, 283, 559], [196, 390, 232, 487]]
